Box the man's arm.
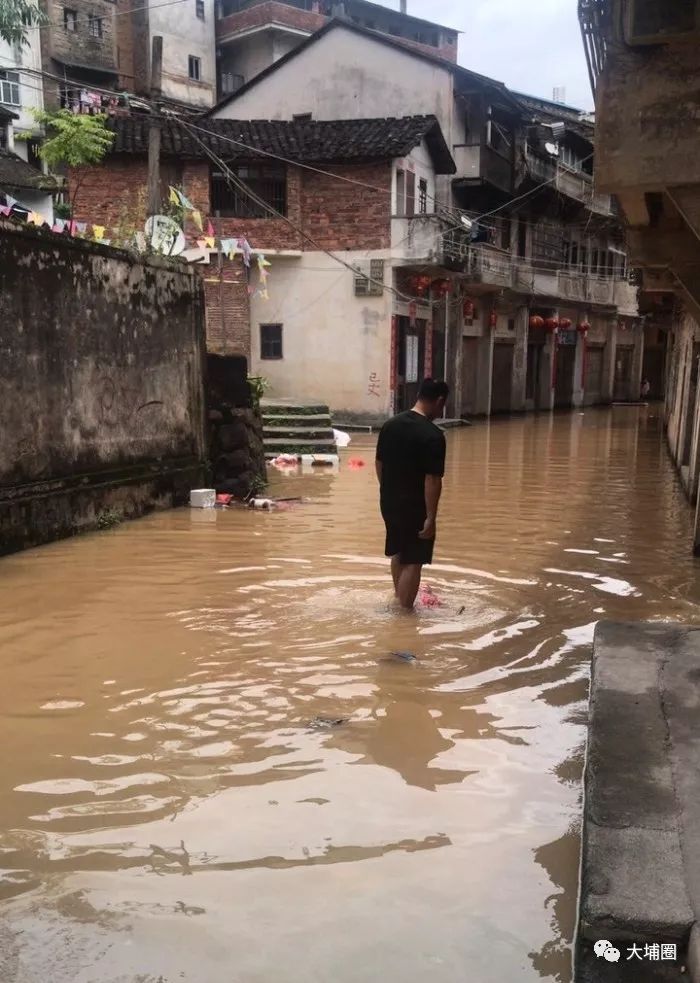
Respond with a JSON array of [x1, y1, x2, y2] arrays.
[[419, 475, 442, 540], [375, 426, 385, 484], [418, 432, 446, 540], [375, 460, 382, 483]]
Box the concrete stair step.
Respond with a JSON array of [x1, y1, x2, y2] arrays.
[[264, 438, 337, 455], [263, 427, 335, 440], [262, 403, 329, 417], [262, 413, 332, 424]]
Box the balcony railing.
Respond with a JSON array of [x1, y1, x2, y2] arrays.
[[524, 149, 614, 215], [578, 0, 611, 94]]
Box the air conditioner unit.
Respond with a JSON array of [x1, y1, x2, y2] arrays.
[[624, 0, 700, 45], [353, 259, 384, 297]]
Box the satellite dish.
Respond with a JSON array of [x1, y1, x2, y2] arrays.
[[545, 141, 560, 157], [144, 214, 186, 256]]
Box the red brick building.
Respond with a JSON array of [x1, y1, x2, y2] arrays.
[[71, 114, 455, 416]]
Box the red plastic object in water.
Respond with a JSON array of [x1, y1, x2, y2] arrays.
[[348, 458, 366, 469], [216, 493, 233, 505], [419, 585, 444, 607]]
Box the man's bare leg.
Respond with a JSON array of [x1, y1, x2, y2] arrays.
[[397, 564, 423, 610], [390, 555, 402, 595]]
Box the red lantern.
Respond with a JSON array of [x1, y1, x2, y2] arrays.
[[463, 298, 474, 320], [559, 317, 572, 329], [409, 274, 432, 296], [577, 321, 591, 335], [529, 315, 545, 329], [432, 278, 451, 297], [544, 317, 559, 332], [489, 310, 498, 329]]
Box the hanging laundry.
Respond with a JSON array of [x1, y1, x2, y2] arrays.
[[238, 237, 252, 267], [92, 225, 105, 240]]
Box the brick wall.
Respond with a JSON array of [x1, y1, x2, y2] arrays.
[[115, 0, 135, 90], [301, 162, 391, 250], [70, 154, 392, 354], [215, 1, 457, 64], [216, 2, 325, 42], [202, 259, 252, 357], [48, 0, 118, 71]]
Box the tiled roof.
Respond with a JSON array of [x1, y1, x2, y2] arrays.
[[108, 114, 456, 173], [0, 151, 57, 192]]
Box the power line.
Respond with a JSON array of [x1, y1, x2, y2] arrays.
[[172, 113, 432, 306]]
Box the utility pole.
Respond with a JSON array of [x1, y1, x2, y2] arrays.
[[147, 35, 163, 218]]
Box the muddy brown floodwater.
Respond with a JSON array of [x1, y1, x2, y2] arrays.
[[1, 407, 700, 983]]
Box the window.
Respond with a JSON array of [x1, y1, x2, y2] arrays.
[[26, 138, 42, 170], [260, 324, 283, 360], [0, 70, 20, 106], [188, 55, 201, 81], [395, 168, 405, 214], [405, 170, 415, 216], [64, 7, 77, 31], [196, 0, 205, 18], [210, 163, 287, 218], [293, 112, 312, 122], [418, 178, 428, 214], [88, 15, 103, 37]]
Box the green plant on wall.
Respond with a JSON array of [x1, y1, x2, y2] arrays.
[[248, 376, 269, 410], [18, 110, 114, 216]]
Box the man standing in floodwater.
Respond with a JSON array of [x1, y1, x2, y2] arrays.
[[375, 379, 448, 610]]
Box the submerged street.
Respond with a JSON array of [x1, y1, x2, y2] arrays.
[[1, 407, 699, 983]]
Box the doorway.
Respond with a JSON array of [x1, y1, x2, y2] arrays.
[[492, 343, 514, 413], [613, 346, 634, 401], [555, 343, 576, 408], [396, 316, 426, 412]]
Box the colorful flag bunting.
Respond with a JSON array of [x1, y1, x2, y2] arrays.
[[92, 225, 105, 240], [178, 190, 194, 209], [206, 219, 215, 237], [52, 219, 65, 233], [76, 222, 87, 235], [192, 210, 203, 231], [204, 236, 215, 249], [168, 186, 180, 206], [239, 237, 252, 267], [0, 205, 11, 217]]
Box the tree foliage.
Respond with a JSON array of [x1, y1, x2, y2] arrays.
[[0, 0, 47, 47], [29, 110, 115, 169]]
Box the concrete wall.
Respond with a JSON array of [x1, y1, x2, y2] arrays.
[[249, 251, 392, 416], [665, 312, 700, 499], [0, 220, 206, 555], [150, 0, 216, 107], [211, 23, 456, 149]]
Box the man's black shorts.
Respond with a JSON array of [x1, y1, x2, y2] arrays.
[[384, 518, 435, 565]]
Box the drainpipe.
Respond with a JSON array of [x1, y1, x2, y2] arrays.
[[400, 0, 407, 11]]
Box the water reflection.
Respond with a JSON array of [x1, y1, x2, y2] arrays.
[[0, 407, 698, 982]]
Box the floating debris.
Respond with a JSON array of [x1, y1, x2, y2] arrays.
[[390, 651, 417, 663], [309, 716, 347, 730]]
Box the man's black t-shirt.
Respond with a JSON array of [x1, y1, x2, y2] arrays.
[[376, 410, 446, 521]]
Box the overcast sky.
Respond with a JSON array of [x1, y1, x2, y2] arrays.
[[382, 0, 593, 111]]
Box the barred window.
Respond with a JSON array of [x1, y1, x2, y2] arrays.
[[210, 163, 287, 218]]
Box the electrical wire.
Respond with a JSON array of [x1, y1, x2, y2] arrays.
[[172, 113, 430, 305]]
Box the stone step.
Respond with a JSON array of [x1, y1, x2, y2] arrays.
[[262, 403, 329, 417], [262, 413, 332, 425], [264, 438, 337, 455], [263, 427, 335, 440]]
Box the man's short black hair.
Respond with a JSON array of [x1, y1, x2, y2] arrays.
[[418, 378, 449, 402]]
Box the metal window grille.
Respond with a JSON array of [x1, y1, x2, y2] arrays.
[[64, 8, 77, 31], [88, 15, 103, 37], [210, 164, 287, 218]]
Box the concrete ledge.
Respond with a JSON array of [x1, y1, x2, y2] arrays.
[[577, 621, 700, 980]]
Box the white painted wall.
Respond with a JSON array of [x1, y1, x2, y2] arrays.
[[249, 251, 392, 415], [0, 35, 44, 157], [213, 24, 455, 146], [150, 0, 216, 108]]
